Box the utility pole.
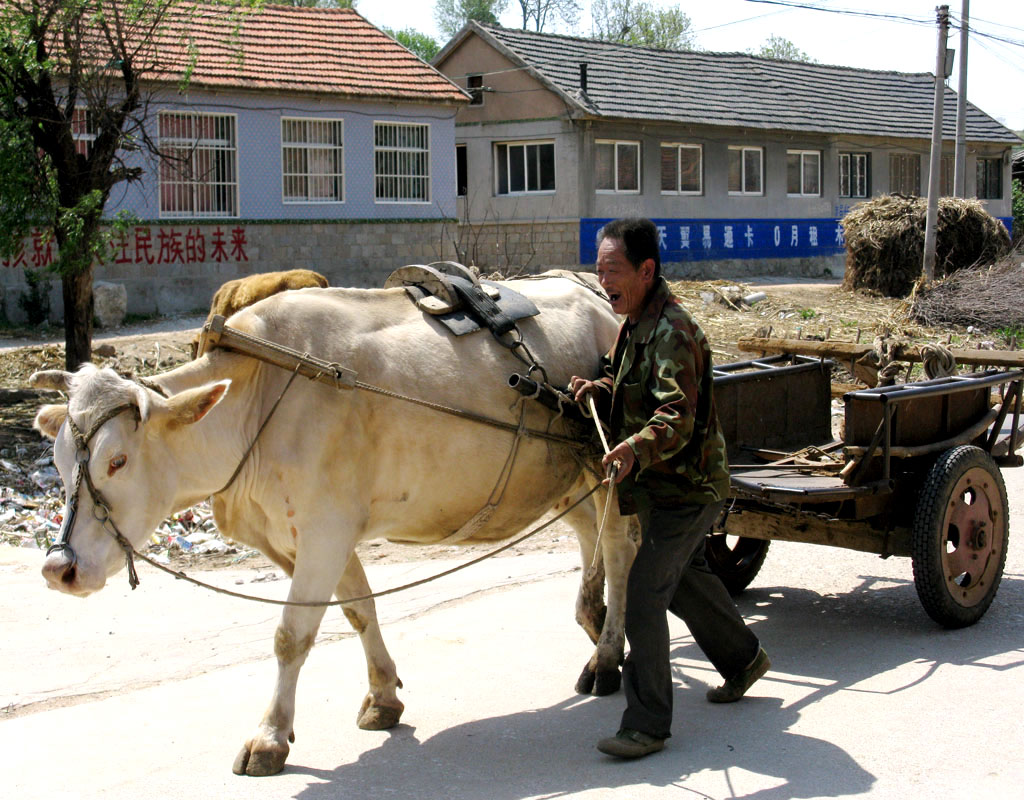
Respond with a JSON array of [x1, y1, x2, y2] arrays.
[[923, 5, 950, 283], [953, 0, 969, 196]]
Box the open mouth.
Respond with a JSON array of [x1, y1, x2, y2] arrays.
[[608, 292, 622, 304]]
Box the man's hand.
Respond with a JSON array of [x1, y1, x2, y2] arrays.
[[570, 375, 600, 403], [602, 441, 635, 484]]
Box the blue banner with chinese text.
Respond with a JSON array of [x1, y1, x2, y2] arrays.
[[580, 217, 847, 265], [580, 216, 1015, 265]]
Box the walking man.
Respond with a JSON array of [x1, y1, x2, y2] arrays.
[[571, 217, 770, 759]]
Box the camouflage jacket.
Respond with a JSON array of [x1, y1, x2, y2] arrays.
[[593, 278, 730, 513]]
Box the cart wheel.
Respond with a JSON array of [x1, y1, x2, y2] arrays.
[[705, 534, 770, 595], [912, 446, 1009, 629]]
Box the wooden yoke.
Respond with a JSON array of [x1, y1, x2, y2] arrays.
[[197, 315, 357, 390]]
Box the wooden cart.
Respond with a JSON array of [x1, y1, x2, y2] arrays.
[[707, 353, 1022, 628]]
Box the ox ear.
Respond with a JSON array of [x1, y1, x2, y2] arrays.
[[29, 370, 73, 393], [34, 404, 68, 440], [159, 380, 231, 428]]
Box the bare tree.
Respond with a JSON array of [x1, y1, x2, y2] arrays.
[[515, 0, 581, 32], [435, 0, 509, 39], [591, 0, 696, 50], [0, 0, 249, 369]]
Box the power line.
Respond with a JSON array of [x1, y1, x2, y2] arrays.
[[740, 0, 935, 27]]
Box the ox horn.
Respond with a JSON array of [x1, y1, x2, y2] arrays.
[[29, 370, 74, 393]]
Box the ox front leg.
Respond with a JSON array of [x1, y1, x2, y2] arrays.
[[234, 553, 343, 777], [336, 552, 405, 731], [564, 485, 637, 697]]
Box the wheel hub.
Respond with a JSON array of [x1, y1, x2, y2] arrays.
[[942, 468, 1003, 606]]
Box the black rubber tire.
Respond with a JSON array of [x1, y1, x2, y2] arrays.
[[911, 445, 1009, 629], [705, 533, 770, 595]]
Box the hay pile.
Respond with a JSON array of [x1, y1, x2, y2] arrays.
[[911, 249, 1024, 331], [842, 195, 1010, 297]]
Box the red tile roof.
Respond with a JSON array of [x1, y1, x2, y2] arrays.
[[148, 5, 467, 105]]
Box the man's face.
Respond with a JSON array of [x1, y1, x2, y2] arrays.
[[596, 237, 655, 322]]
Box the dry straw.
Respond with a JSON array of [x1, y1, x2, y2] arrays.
[[842, 194, 1010, 297]]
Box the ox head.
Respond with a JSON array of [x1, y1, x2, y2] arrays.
[[30, 365, 230, 596]]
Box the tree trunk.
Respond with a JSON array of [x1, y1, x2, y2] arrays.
[[62, 267, 94, 371]]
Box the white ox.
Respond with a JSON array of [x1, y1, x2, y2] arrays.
[[31, 275, 636, 776]]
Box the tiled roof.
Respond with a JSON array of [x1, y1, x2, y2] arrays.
[[147, 5, 467, 105], [464, 23, 1018, 143]]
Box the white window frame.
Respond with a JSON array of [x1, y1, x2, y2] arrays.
[[786, 149, 821, 197], [839, 152, 869, 198], [660, 143, 703, 195], [158, 111, 238, 219], [728, 146, 763, 196], [595, 139, 641, 194], [374, 121, 431, 204], [494, 140, 556, 196], [281, 117, 344, 204]]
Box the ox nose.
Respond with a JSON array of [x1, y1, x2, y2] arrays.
[[42, 547, 78, 589]]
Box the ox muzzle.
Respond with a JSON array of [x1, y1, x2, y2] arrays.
[[46, 403, 142, 590]]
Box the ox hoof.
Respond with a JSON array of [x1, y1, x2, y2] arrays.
[[575, 664, 596, 695], [357, 703, 403, 731], [593, 668, 622, 696], [232, 741, 289, 777]]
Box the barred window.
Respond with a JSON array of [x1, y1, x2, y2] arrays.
[[939, 154, 954, 196], [888, 153, 921, 195], [158, 111, 238, 218], [839, 153, 870, 198], [374, 122, 430, 203], [72, 107, 96, 157], [282, 118, 344, 203]]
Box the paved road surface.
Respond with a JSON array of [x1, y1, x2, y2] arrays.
[[2, 468, 1021, 799]]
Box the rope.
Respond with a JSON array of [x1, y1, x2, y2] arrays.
[[124, 481, 603, 607], [921, 342, 957, 379]]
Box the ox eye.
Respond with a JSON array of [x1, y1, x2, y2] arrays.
[[108, 455, 128, 476]]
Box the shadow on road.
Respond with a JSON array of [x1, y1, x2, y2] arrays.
[[286, 570, 1022, 800]]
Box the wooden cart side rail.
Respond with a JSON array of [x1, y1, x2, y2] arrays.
[[843, 407, 998, 460], [723, 507, 912, 558], [842, 372, 1024, 480], [738, 337, 1024, 369]]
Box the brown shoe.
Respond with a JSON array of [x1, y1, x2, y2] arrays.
[[706, 647, 771, 703], [596, 728, 666, 759]]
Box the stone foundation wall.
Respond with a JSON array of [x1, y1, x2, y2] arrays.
[[0, 220, 457, 324], [451, 220, 579, 273], [0, 218, 845, 325]]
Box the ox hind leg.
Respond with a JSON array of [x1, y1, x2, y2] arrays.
[[334, 552, 404, 731], [560, 479, 637, 697], [234, 538, 350, 777]]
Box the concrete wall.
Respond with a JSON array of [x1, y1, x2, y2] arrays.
[[0, 220, 458, 323]]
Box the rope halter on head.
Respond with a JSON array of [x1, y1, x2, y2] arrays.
[[49, 403, 143, 589]]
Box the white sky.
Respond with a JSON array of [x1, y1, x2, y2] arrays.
[[359, 0, 1024, 132]]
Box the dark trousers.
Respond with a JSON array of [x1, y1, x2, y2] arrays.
[[620, 500, 760, 739]]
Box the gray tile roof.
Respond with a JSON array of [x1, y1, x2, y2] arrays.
[[467, 23, 1019, 144]]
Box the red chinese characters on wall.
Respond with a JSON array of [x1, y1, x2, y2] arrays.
[[3, 226, 248, 268]]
